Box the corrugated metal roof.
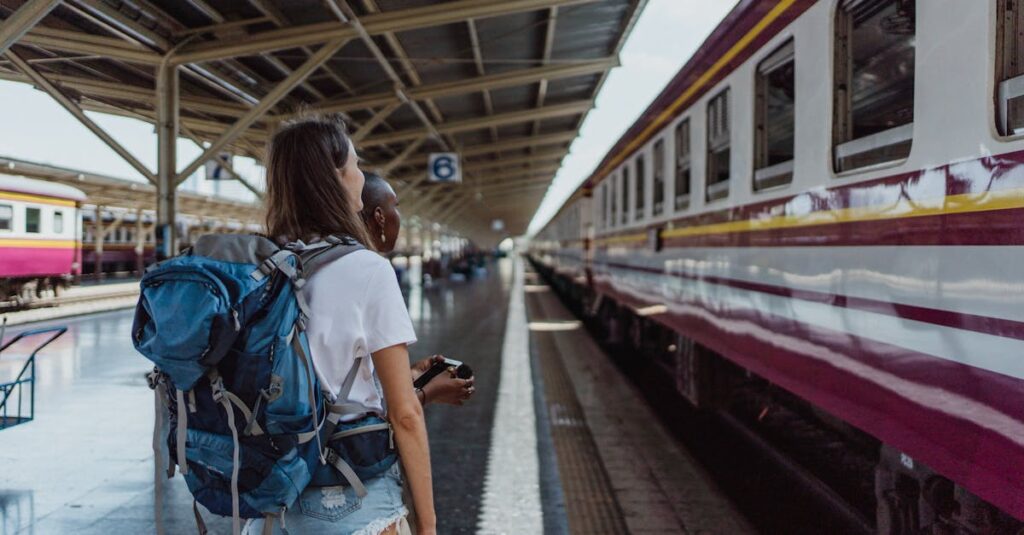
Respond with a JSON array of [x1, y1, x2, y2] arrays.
[[0, 0, 648, 241]]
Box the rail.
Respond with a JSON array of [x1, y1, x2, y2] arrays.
[[0, 321, 67, 430]]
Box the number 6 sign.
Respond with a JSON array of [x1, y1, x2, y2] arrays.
[[428, 153, 462, 183]]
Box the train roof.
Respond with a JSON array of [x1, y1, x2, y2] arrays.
[[0, 174, 87, 202], [581, 0, 813, 191]]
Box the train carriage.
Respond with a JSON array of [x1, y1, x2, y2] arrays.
[[530, 1, 1024, 533], [0, 175, 84, 304]]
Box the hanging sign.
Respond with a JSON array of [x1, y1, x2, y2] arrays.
[[427, 153, 461, 183]]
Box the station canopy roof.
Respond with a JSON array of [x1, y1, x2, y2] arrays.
[[0, 0, 645, 240]]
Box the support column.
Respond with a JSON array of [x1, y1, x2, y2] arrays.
[[134, 208, 145, 275], [156, 63, 179, 260]]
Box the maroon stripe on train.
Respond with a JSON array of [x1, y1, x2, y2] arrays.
[[656, 206, 1024, 247], [589, 276, 1024, 521], [583, 0, 817, 190], [594, 150, 1024, 247], [594, 259, 1024, 342]]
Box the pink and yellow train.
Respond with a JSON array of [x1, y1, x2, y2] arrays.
[[0, 175, 83, 304]]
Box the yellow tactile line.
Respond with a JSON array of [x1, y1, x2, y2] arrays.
[[0, 238, 77, 248], [593, 0, 799, 182], [0, 191, 77, 207], [594, 187, 1024, 246]]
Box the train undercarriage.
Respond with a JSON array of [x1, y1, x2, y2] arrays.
[[0, 276, 69, 308], [528, 257, 1024, 535]]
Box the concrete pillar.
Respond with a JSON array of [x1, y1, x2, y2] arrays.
[[156, 63, 179, 260]]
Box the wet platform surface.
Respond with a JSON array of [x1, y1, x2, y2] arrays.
[[0, 257, 749, 534]]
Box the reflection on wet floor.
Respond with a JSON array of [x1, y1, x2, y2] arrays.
[[0, 258, 513, 535]]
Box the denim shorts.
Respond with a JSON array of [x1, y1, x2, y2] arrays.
[[243, 463, 408, 535]]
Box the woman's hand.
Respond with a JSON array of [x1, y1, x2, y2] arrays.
[[410, 355, 444, 382], [423, 372, 475, 406]]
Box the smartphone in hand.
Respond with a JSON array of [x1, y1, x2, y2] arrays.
[[413, 357, 472, 389]]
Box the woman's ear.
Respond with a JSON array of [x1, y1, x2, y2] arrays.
[[374, 206, 385, 226]]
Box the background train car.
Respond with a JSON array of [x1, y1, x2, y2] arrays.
[[0, 175, 83, 304], [530, 1, 1024, 533]]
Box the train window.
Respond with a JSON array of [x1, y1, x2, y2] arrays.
[[621, 166, 630, 225], [997, 0, 1024, 135], [755, 40, 795, 189], [0, 204, 11, 231], [833, 0, 915, 172], [604, 181, 612, 229], [53, 211, 64, 234], [675, 120, 691, 211], [634, 153, 645, 221], [25, 207, 40, 234], [706, 88, 731, 201], [653, 139, 666, 216]]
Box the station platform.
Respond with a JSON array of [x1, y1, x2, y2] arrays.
[[0, 257, 751, 535]]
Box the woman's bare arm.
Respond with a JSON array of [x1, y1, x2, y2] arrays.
[[373, 343, 436, 534]]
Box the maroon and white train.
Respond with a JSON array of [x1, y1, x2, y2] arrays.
[[530, 1, 1024, 532]]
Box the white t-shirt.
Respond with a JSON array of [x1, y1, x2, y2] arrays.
[[304, 249, 416, 418]]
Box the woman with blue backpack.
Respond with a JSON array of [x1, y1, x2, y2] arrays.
[[253, 114, 435, 534], [135, 113, 435, 535]]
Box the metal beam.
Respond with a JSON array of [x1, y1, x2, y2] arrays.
[[5, 49, 156, 183], [0, 70, 251, 118], [461, 150, 566, 173], [350, 100, 403, 142], [19, 27, 162, 64], [171, 0, 598, 64], [0, 0, 61, 56], [307, 58, 615, 115], [361, 100, 590, 147], [405, 131, 576, 166], [174, 39, 347, 186], [325, 0, 455, 158], [378, 138, 424, 174]]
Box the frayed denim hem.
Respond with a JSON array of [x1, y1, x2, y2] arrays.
[[352, 505, 408, 535]]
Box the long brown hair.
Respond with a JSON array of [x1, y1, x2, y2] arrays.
[[264, 113, 374, 249]]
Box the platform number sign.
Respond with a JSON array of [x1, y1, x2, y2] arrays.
[[428, 153, 461, 183]]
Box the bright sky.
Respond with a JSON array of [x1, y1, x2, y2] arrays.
[[0, 0, 735, 232]]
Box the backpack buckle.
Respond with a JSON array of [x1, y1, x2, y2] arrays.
[[210, 377, 226, 402]]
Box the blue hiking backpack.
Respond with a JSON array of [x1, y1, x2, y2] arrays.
[[132, 234, 397, 534]]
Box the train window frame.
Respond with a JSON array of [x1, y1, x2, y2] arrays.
[[621, 165, 630, 225], [674, 119, 692, 211], [997, 0, 1024, 136], [832, 0, 916, 173], [53, 211, 64, 234], [754, 39, 796, 190], [706, 88, 731, 202], [0, 203, 12, 232], [612, 172, 620, 228], [653, 138, 666, 216], [25, 206, 41, 234], [634, 152, 646, 222], [604, 180, 612, 230]]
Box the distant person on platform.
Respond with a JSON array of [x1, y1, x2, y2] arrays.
[[361, 170, 475, 407]]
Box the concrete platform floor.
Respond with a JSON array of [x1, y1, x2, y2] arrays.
[[0, 257, 750, 534]]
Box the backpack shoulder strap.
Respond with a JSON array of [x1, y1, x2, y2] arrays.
[[295, 235, 365, 280]]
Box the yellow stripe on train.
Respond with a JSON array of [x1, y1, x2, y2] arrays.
[[0, 239, 78, 249]]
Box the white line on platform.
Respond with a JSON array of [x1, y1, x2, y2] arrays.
[[477, 257, 543, 535]]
